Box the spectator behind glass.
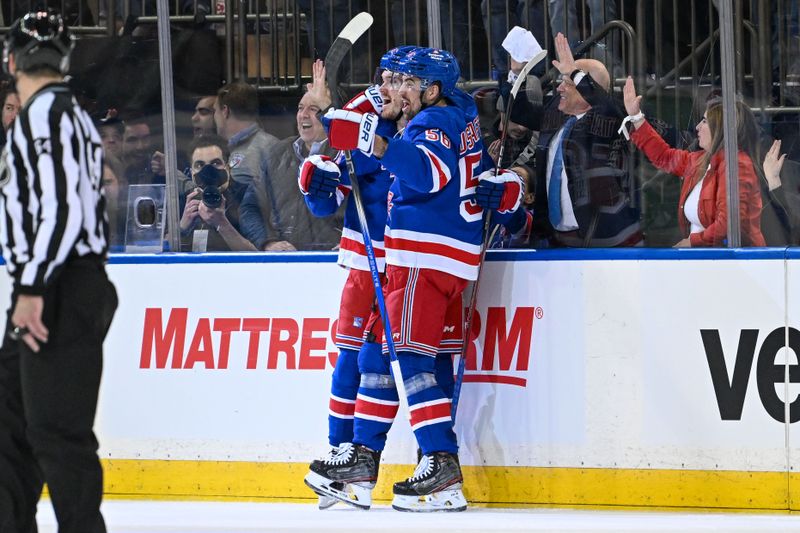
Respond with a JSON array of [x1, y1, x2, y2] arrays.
[[213, 82, 279, 187], [0, 81, 20, 147], [488, 111, 534, 168], [760, 139, 799, 245], [2, 87, 20, 131], [97, 111, 124, 160], [511, 33, 641, 247], [102, 154, 126, 251], [121, 115, 158, 185], [192, 95, 217, 138], [240, 60, 343, 251], [178, 135, 254, 252], [549, 0, 617, 44], [213, 81, 292, 250], [623, 78, 766, 247]]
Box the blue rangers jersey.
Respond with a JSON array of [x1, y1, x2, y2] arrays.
[[379, 102, 492, 281], [304, 122, 396, 271]]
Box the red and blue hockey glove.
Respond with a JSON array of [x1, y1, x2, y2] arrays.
[[298, 154, 341, 198], [322, 108, 379, 156], [344, 85, 384, 115], [475, 168, 524, 213]]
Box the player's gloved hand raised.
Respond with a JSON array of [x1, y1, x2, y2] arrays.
[[322, 109, 379, 156], [344, 85, 384, 115], [475, 168, 524, 213], [298, 154, 341, 198]]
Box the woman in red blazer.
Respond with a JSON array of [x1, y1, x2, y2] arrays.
[[621, 78, 766, 247]]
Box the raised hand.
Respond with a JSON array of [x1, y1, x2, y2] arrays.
[[764, 139, 787, 191], [306, 59, 331, 110], [623, 76, 642, 116], [551, 32, 577, 76]]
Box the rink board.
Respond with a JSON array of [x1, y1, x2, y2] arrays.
[[3, 249, 800, 509]]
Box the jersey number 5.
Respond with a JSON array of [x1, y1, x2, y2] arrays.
[[458, 151, 482, 223]]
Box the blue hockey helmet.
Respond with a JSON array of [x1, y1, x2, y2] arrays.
[[3, 10, 74, 75], [379, 45, 417, 72], [395, 47, 460, 96]]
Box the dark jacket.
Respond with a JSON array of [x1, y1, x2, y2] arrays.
[[759, 180, 797, 246], [240, 136, 344, 250], [517, 74, 642, 247]]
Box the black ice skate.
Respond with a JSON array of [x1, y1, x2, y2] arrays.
[[304, 442, 380, 510], [392, 452, 467, 512]]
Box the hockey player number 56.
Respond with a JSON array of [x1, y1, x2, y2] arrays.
[[459, 152, 483, 223]]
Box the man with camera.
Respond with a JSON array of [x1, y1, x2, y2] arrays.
[[180, 135, 256, 252]]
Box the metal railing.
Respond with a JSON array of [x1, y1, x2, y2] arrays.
[[1, 0, 797, 102]]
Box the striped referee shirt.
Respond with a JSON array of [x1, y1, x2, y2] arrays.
[[0, 82, 108, 295]]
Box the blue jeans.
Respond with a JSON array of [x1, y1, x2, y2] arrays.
[[548, 0, 617, 41]]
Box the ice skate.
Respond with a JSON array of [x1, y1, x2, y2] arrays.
[[304, 442, 380, 510], [307, 447, 343, 509], [392, 452, 467, 512]]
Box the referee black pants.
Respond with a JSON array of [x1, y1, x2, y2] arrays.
[[0, 258, 117, 533]]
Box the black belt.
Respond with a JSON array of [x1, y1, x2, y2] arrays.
[[67, 253, 105, 269]]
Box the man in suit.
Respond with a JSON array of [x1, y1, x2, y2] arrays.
[[511, 33, 641, 247]]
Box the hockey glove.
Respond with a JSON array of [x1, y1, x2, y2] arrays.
[[323, 109, 379, 156], [475, 168, 524, 213], [344, 85, 384, 115], [298, 154, 341, 198]]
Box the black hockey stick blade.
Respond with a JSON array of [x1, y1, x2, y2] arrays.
[[496, 49, 548, 170], [324, 12, 374, 108]]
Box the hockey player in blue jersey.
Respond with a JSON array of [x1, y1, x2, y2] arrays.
[[298, 47, 406, 510], [300, 46, 470, 511], [315, 48, 525, 512]]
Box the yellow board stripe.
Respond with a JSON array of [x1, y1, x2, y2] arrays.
[[101, 459, 796, 510]]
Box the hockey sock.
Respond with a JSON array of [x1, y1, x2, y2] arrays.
[[400, 352, 458, 455], [435, 353, 455, 400], [328, 348, 360, 446], [353, 342, 399, 451]]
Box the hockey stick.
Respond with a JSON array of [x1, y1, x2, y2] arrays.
[[324, 12, 373, 103], [324, 13, 410, 414], [451, 50, 547, 422]]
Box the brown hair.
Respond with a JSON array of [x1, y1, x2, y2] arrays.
[[696, 99, 763, 183], [188, 134, 230, 162], [217, 82, 258, 121]]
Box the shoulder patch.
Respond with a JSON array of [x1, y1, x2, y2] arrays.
[[229, 152, 245, 169], [33, 138, 52, 156], [0, 148, 9, 188]]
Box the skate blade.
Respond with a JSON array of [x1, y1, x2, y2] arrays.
[[304, 471, 373, 510], [391, 488, 468, 512], [317, 493, 338, 510]]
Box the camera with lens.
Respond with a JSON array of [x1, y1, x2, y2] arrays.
[[193, 164, 228, 208]]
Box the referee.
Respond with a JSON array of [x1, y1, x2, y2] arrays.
[[0, 11, 117, 533]]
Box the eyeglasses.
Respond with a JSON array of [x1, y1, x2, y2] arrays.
[[557, 74, 575, 86], [192, 158, 226, 171]]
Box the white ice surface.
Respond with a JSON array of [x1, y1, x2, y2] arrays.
[[36, 500, 800, 532]]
